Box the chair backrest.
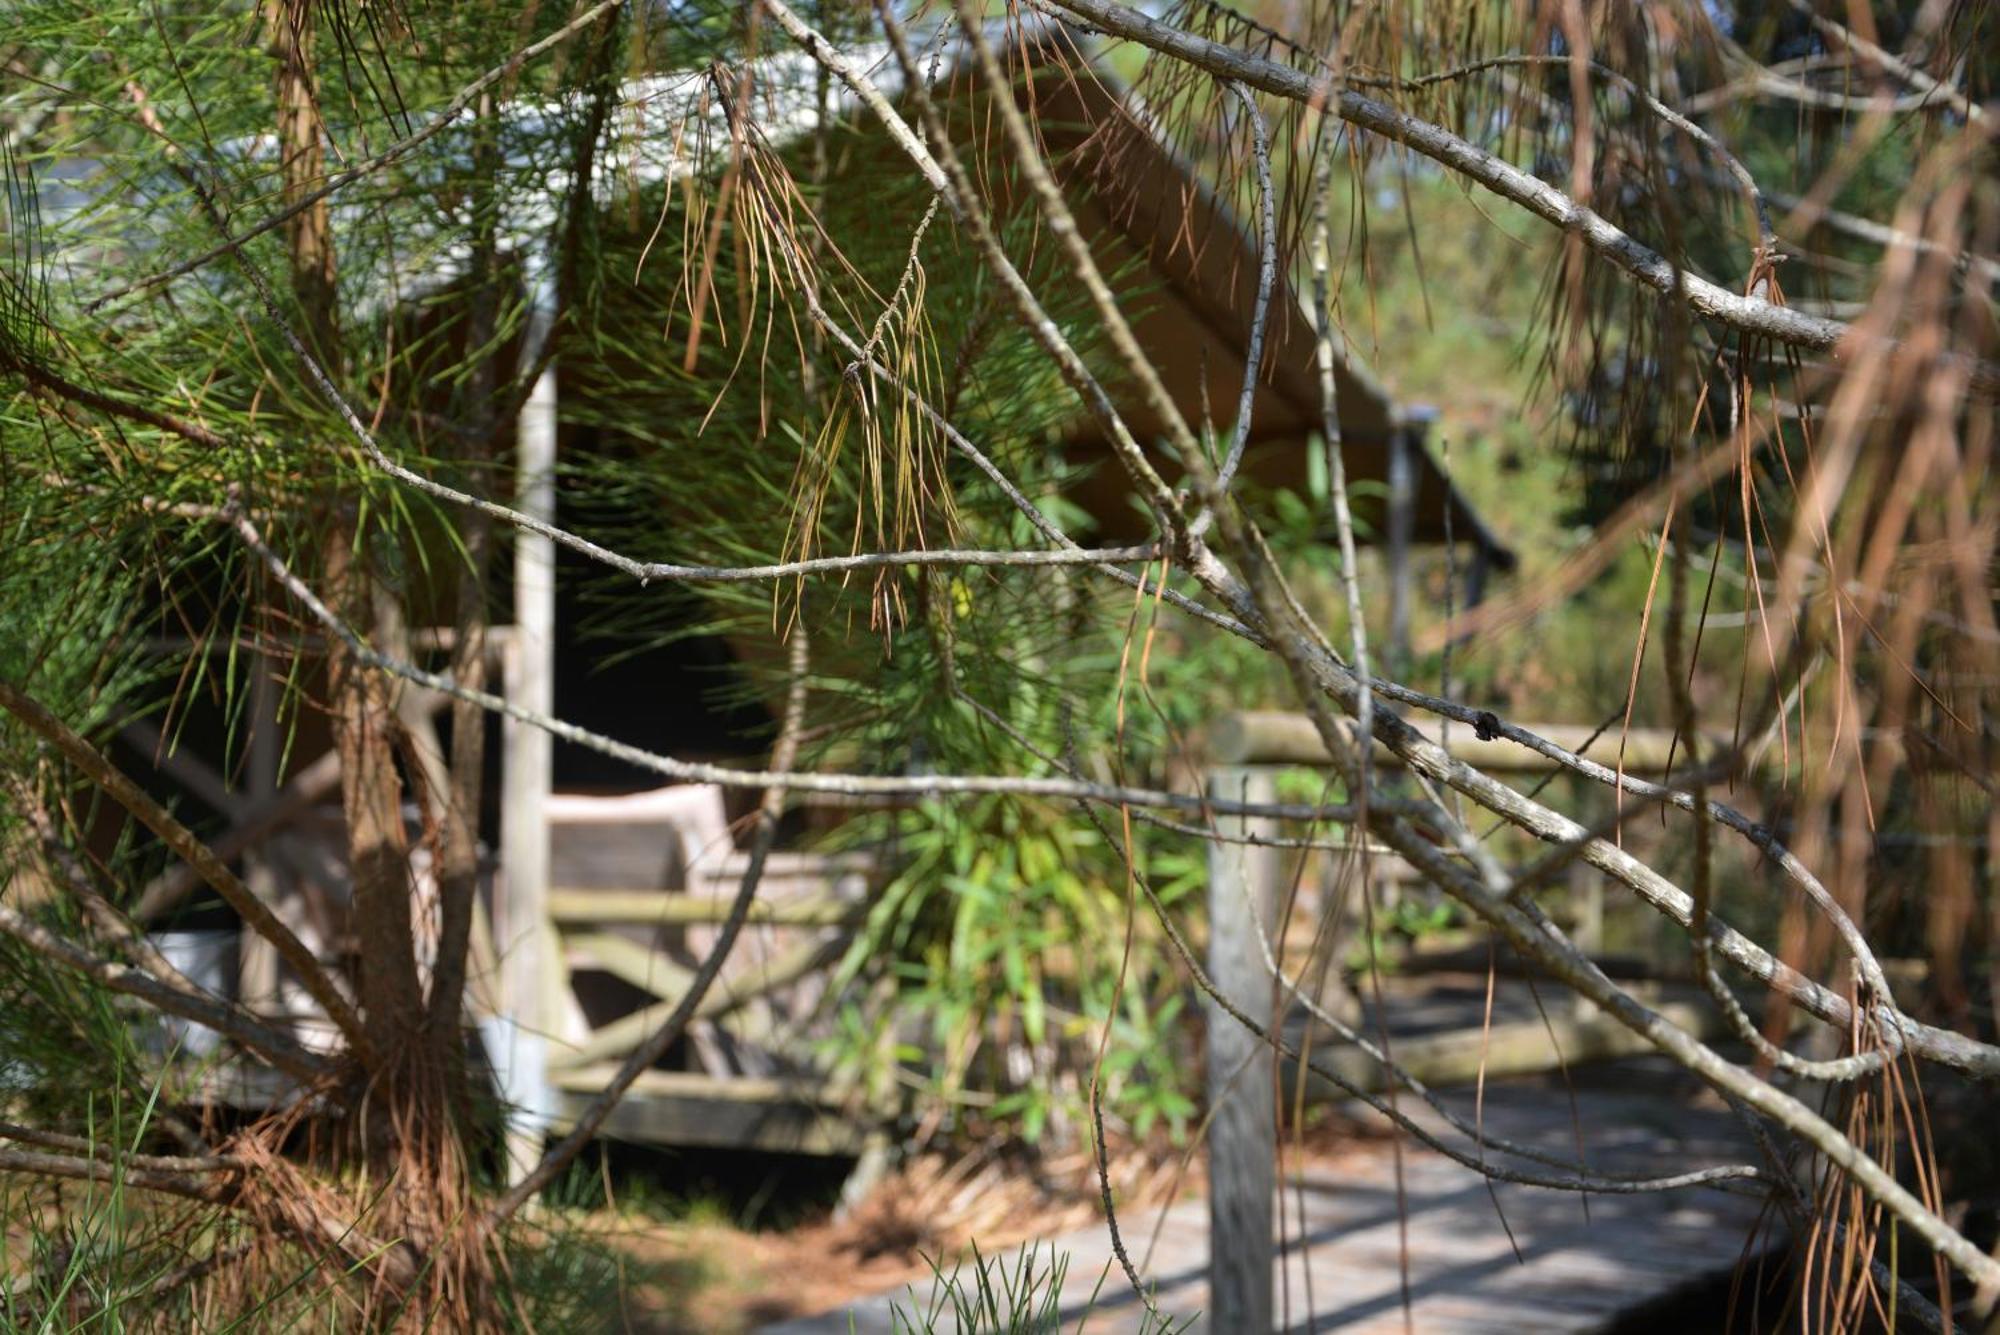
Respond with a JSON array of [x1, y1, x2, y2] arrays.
[[543, 784, 733, 887]]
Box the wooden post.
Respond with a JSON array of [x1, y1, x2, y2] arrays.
[[238, 660, 282, 1019], [1207, 765, 1277, 1335], [1569, 861, 1604, 956], [1385, 422, 1416, 676], [1463, 540, 1491, 612], [1569, 861, 1603, 1019], [497, 361, 558, 1188]]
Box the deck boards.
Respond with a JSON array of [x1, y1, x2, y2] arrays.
[[761, 1069, 1774, 1333]]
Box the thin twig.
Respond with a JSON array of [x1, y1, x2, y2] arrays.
[[0, 903, 333, 1083], [1043, 0, 2000, 397], [225, 510, 1346, 815], [1201, 80, 1278, 516], [0, 678, 370, 1064], [1348, 52, 1774, 251], [1784, 0, 1984, 123]]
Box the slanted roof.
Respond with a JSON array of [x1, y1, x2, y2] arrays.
[[37, 18, 1510, 569], [524, 20, 1510, 566], [909, 27, 1514, 567]]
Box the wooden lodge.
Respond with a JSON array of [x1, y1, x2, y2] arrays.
[[101, 21, 1518, 1185]]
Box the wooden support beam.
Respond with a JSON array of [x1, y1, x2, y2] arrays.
[[563, 928, 827, 1072], [1385, 418, 1419, 676], [125, 700, 348, 1029], [1567, 863, 1605, 1017], [549, 927, 853, 1071], [1207, 765, 1277, 1335], [120, 721, 235, 813], [496, 361, 559, 1187], [1208, 710, 1729, 773], [563, 930, 696, 999], [547, 811, 876, 894], [133, 740, 353, 919], [548, 889, 857, 927], [545, 1067, 875, 1156], [687, 850, 878, 891]]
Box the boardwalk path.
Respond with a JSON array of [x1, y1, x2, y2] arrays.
[[764, 1062, 1773, 1333]]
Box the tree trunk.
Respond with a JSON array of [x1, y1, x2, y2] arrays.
[[266, 3, 490, 1322], [269, 0, 426, 1075], [323, 541, 428, 1065], [423, 91, 502, 1080]]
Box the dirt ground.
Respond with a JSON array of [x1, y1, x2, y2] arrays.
[[601, 1113, 1390, 1332], [601, 1149, 1171, 1331], [605, 1213, 943, 1332]]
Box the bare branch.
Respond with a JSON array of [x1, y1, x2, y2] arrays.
[[0, 1122, 238, 1176], [1347, 52, 1775, 252], [0, 1144, 232, 1204], [0, 677, 371, 1065], [1042, 0, 2000, 395], [224, 503, 1375, 821], [1202, 79, 1278, 513], [2, 353, 232, 449], [0, 902, 334, 1084], [1784, 0, 1984, 123], [1348, 679, 1998, 1078]]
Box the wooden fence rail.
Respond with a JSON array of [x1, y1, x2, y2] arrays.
[[1207, 709, 1727, 772], [1199, 712, 1697, 1334]]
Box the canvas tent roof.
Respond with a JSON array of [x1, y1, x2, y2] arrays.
[[893, 23, 1515, 566], [36, 18, 1511, 569], [394, 18, 1512, 566]]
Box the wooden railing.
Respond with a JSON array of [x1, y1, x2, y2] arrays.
[[1199, 711, 1680, 1334], [534, 788, 887, 1154]]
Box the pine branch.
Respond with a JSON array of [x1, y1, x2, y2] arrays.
[[0, 677, 372, 1066]]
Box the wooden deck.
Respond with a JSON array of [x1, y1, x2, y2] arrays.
[[547, 1067, 876, 1156], [762, 1062, 1774, 1333]]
